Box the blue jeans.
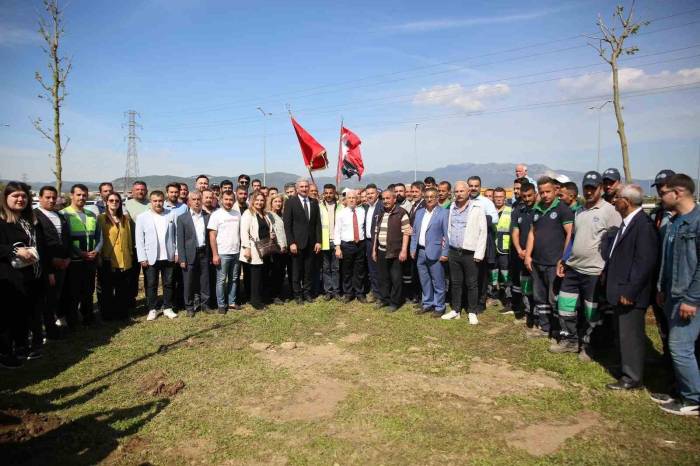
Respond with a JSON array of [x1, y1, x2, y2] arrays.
[[216, 254, 240, 309], [667, 299, 700, 403]]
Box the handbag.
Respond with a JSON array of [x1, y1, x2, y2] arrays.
[[252, 215, 281, 258], [11, 242, 39, 269]]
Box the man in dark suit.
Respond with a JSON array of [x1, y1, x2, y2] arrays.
[[283, 179, 322, 304], [34, 186, 72, 340], [604, 184, 659, 390], [363, 184, 381, 301], [177, 191, 212, 317]]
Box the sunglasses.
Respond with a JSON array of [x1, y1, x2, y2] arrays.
[[107, 199, 121, 203]]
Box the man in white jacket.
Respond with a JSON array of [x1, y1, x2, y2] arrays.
[[135, 190, 178, 321], [443, 180, 488, 324]]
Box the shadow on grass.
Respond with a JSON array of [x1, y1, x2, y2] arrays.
[[0, 397, 169, 465]]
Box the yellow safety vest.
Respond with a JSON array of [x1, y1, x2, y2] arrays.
[[319, 202, 342, 250], [62, 205, 99, 257], [495, 206, 512, 254]]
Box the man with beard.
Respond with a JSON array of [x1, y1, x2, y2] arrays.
[[550, 171, 620, 355], [467, 176, 498, 310], [602, 168, 621, 203], [510, 182, 537, 322]]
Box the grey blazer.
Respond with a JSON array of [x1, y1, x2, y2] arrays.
[[176, 208, 210, 265]]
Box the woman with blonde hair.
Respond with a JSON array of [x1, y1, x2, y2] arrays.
[[267, 194, 287, 304], [97, 192, 134, 320], [240, 192, 276, 310]]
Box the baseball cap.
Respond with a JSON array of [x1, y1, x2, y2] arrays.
[[651, 169, 676, 187], [602, 168, 621, 182], [582, 171, 603, 188], [555, 174, 571, 184]]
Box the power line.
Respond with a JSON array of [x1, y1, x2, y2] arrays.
[[148, 10, 700, 117], [142, 81, 700, 144], [147, 46, 700, 131]]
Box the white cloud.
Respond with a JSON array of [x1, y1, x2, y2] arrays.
[[386, 11, 552, 33], [413, 83, 510, 111], [558, 67, 700, 95], [0, 23, 40, 47]]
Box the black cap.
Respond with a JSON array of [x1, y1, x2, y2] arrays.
[[582, 171, 603, 188], [602, 168, 621, 182], [651, 169, 676, 187]]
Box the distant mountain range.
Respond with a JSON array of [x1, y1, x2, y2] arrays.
[[11, 162, 656, 193]]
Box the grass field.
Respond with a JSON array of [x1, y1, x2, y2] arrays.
[[1, 300, 699, 465]]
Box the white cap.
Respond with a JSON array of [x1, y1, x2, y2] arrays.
[[555, 174, 571, 184]]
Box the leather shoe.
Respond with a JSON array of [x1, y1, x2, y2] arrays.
[[295, 297, 303, 305], [342, 295, 353, 303], [606, 380, 643, 391], [324, 294, 334, 301], [357, 295, 367, 303]]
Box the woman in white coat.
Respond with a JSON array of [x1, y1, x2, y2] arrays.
[[266, 194, 287, 304], [240, 192, 275, 310]]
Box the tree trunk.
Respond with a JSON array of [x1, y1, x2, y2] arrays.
[[611, 58, 632, 183], [52, 17, 62, 194]]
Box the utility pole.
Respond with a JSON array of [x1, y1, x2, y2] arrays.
[[413, 123, 419, 182], [589, 100, 611, 173], [123, 110, 141, 196], [257, 107, 272, 186]]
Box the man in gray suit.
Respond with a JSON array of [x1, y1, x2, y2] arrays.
[[177, 191, 212, 317], [135, 191, 178, 321]]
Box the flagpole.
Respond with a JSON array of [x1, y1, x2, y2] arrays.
[[287, 103, 320, 186], [336, 117, 344, 188]]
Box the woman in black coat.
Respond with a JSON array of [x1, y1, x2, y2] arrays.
[[0, 182, 44, 368]]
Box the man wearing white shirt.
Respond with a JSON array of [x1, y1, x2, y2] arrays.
[[208, 191, 242, 313], [177, 192, 212, 317], [135, 191, 178, 321], [363, 184, 381, 301], [335, 190, 367, 303]]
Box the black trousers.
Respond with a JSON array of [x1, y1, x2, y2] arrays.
[[144, 260, 174, 310], [64, 260, 97, 326], [128, 250, 142, 307], [531, 263, 559, 334], [377, 249, 403, 307], [0, 279, 42, 355], [173, 265, 185, 310], [365, 239, 380, 298], [447, 248, 479, 313], [615, 305, 647, 384], [267, 253, 286, 300], [341, 240, 366, 297], [248, 262, 267, 309], [99, 261, 132, 320], [291, 245, 315, 298], [183, 248, 210, 312], [42, 268, 66, 338]]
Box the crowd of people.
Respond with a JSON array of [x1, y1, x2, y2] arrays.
[[1, 165, 699, 417]]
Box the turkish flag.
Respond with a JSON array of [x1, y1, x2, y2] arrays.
[[339, 126, 364, 182], [291, 117, 328, 171]]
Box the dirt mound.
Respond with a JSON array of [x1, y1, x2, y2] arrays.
[[139, 370, 186, 397], [0, 409, 63, 444], [505, 411, 600, 456]]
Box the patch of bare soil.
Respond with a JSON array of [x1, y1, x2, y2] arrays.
[[505, 411, 600, 457], [367, 361, 562, 403], [139, 370, 186, 397], [339, 333, 368, 344], [0, 409, 63, 444], [103, 435, 151, 465], [241, 343, 357, 422]]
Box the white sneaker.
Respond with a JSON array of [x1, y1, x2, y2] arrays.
[[163, 308, 178, 319], [55, 317, 68, 327], [441, 310, 461, 320], [146, 309, 160, 321], [468, 313, 479, 325]]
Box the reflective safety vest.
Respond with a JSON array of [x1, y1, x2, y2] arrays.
[[495, 206, 512, 254], [319, 202, 342, 250], [62, 205, 99, 258]]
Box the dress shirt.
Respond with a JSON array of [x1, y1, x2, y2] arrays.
[[610, 207, 642, 255], [476, 195, 498, 224], [335, 206, 366, 243], [151, 210, 170, 261], [191, 210, 206, 247], [299, 195, 310, 219], [418, 208, 434, 247], [365, 201, 377, 237]]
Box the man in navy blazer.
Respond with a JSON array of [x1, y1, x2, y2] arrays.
[[604, 184, 658, 390], [410, 187, 450, 317]]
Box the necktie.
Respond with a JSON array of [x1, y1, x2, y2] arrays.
[[352, 208, 359, 242], [613, 221, 625, 253], [303, 198, 310, 220]]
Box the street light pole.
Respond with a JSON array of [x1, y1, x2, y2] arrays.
[[588, 100, 612, 172], [413, 123, 419, 182], [257, 107, 272, 186]]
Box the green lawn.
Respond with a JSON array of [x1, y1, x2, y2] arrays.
[[1, 301, 699, 465]]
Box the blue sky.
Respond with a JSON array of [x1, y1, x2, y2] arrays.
[[2, 0, 699, 183]]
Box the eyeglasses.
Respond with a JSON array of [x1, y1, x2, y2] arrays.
[[107, 199, 121, 203]]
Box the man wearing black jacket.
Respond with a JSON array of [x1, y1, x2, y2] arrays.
[[283, 179, 322, 304], [604, 184, 658, 390], [34, 186, 71, 340]]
